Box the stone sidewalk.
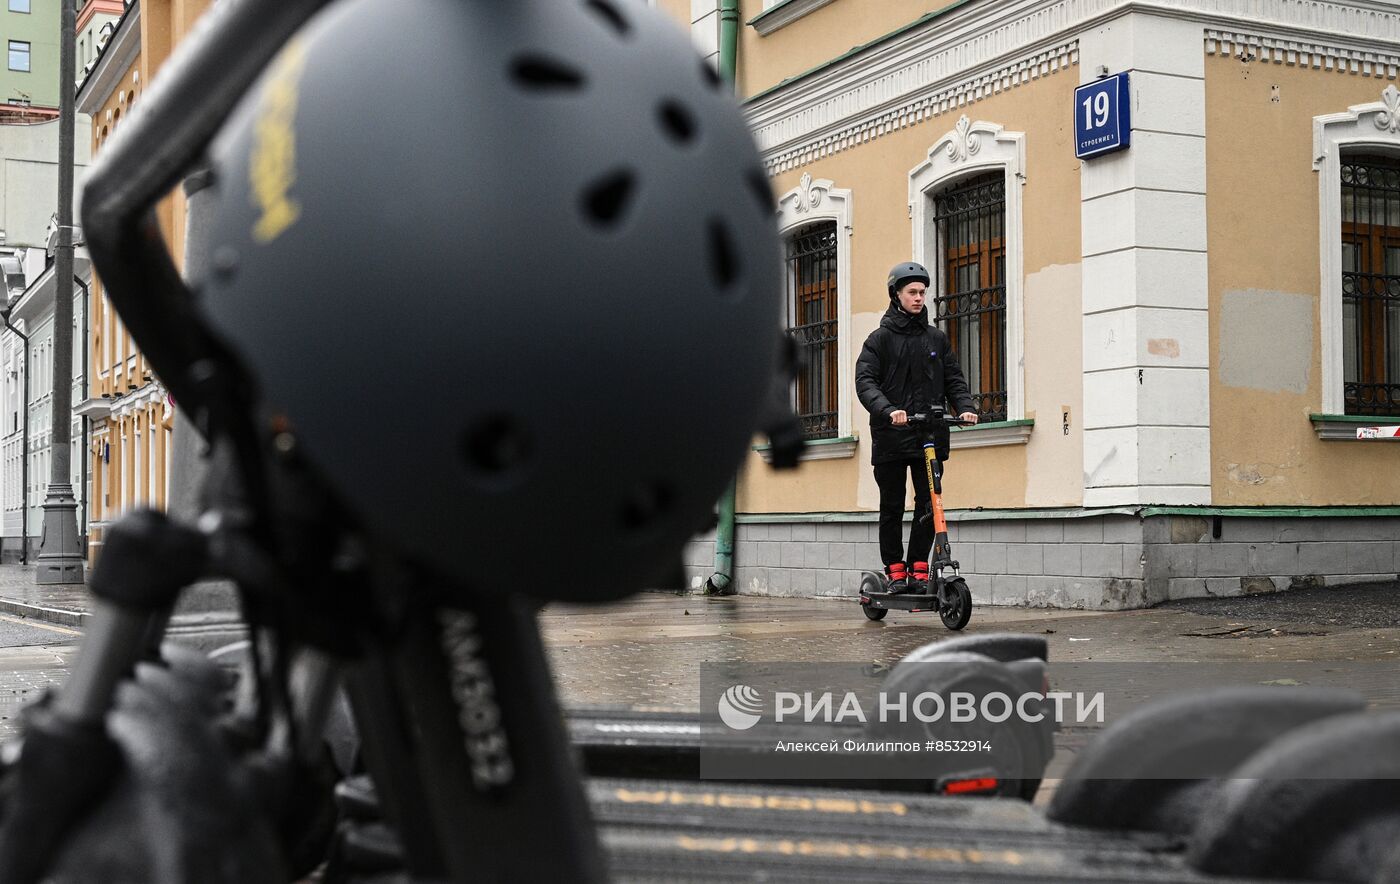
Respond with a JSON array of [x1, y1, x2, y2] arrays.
[[0, 564, 244, 651], [0, 565, 90, 628]]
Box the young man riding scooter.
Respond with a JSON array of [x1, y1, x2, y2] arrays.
[[855, 262, 979, 594]]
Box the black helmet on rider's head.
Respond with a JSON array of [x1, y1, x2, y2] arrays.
[[187, 0, 782, 603], [887, 261, 930, 298]]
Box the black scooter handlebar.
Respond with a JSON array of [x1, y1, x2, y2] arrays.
[[908, 411, 975, 428]]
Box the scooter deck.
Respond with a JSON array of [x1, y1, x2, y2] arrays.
[[862, 590, 946, 613], [595, 777, 1248, 883], [567, 708, 1027, 791]]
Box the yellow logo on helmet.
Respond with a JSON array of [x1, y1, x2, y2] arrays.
[[250, 39, 308, 243]]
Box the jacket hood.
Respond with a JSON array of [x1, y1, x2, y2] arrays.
[[880, 301, 930, 334]]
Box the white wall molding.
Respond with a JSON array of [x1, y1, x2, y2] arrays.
[[747, 0, 1400, 174], [1079, 12, 1211, 509], [691, 0, 720, 70], [1313, 84, 1400, 415], [750, 0, 839, 37], [950, 421, 1035, 449], [776, 173, 854, 441], [754, 435, 859, 462], [109, 381, 166, 421], [909, 117, 1026, 426], [756, 41, 1076, 175], [1206, 29, 1400, 77]]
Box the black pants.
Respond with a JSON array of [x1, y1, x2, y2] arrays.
[[874, 457, 933, 568]]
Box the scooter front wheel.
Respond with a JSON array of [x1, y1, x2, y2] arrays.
[[940, 578, 972, 630]]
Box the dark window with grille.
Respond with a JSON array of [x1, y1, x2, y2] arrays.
[[1342, 154, 1400, 416], [785, 221, 839, 439], [929, 171, 1007, 422]]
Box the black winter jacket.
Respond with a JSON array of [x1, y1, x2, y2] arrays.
[[855, 303, 976, 465]]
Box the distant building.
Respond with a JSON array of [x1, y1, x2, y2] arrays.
[[76, 2, 125, 94], [0, 111, 93, 561], [0, 235, 90, 562]]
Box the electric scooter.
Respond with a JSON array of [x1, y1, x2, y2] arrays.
[[858, 407, 974, 629]]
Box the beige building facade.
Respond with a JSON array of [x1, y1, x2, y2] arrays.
[[670, 0, 1400, 607], [75, 0, 213, 562]]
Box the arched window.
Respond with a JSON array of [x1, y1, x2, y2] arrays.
[[784, 220, 839, 439], [774, 173, 855, 459], [1340, 153, 1400, 415], [910, 116, 1025, 427], [929, 170, 1007, 421]]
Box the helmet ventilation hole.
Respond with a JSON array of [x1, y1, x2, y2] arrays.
[[658, 100, 697, 145], [582, 170, 636, 227], [585, 0, 630, 36], [700, 59, 722, 90], [512, 56, 585, 91], [461, 415, 533, 482], [707, 218, 741, 293], [621, 482, 675, 531], [746, 168, 772, 214]]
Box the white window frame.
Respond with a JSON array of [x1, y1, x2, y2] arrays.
[[908, 115, 1026, 425], [1314, 84, 1400, 416], [7, 40, 28, 73], [774, 172, 855, 460]]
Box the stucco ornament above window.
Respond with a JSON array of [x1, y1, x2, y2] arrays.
[[944, 116, 982, 164], [793, 172, 826, 213], [1314, 85, 1400, 168], [1375, 85, 1400, 134]]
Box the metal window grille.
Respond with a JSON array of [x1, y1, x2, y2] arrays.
[[785, 221, 839, 439], [1342, 155, 1400, 416], [930, 171, 1007, 422]]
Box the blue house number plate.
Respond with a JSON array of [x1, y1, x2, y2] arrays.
[[1074, 72, 1131, 159]]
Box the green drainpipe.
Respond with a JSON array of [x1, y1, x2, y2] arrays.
[[705, 478, 737, 594], [704, 0, 742, 597], [718, 0, 739, 86]]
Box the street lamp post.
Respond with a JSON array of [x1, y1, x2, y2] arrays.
[[36, 0, 83, 584]]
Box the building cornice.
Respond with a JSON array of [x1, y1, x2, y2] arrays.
[[77, 1, 140, 115], [746, 0, 1400, 175], [8, 257, 93, 326], [1206, 28, 1400, 75], [107, 380, 166, 419], [77, 0, 126, 34]]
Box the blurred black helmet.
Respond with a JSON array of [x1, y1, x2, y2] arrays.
[[886, 261, 930, 297], [189, 0, 782, 601]]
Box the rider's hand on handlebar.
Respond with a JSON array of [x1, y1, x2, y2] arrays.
[[890, 410, 909, 426]]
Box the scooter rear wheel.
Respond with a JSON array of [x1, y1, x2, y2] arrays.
[[858, 573, 888, 621], [940, 578, 972, 630]]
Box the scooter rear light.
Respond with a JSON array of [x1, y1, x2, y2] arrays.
[[941, 777, 1000, 795]]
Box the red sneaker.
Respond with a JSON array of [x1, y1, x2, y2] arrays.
[[909, 561, 930, 593], [884, 562, 909, 594]]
